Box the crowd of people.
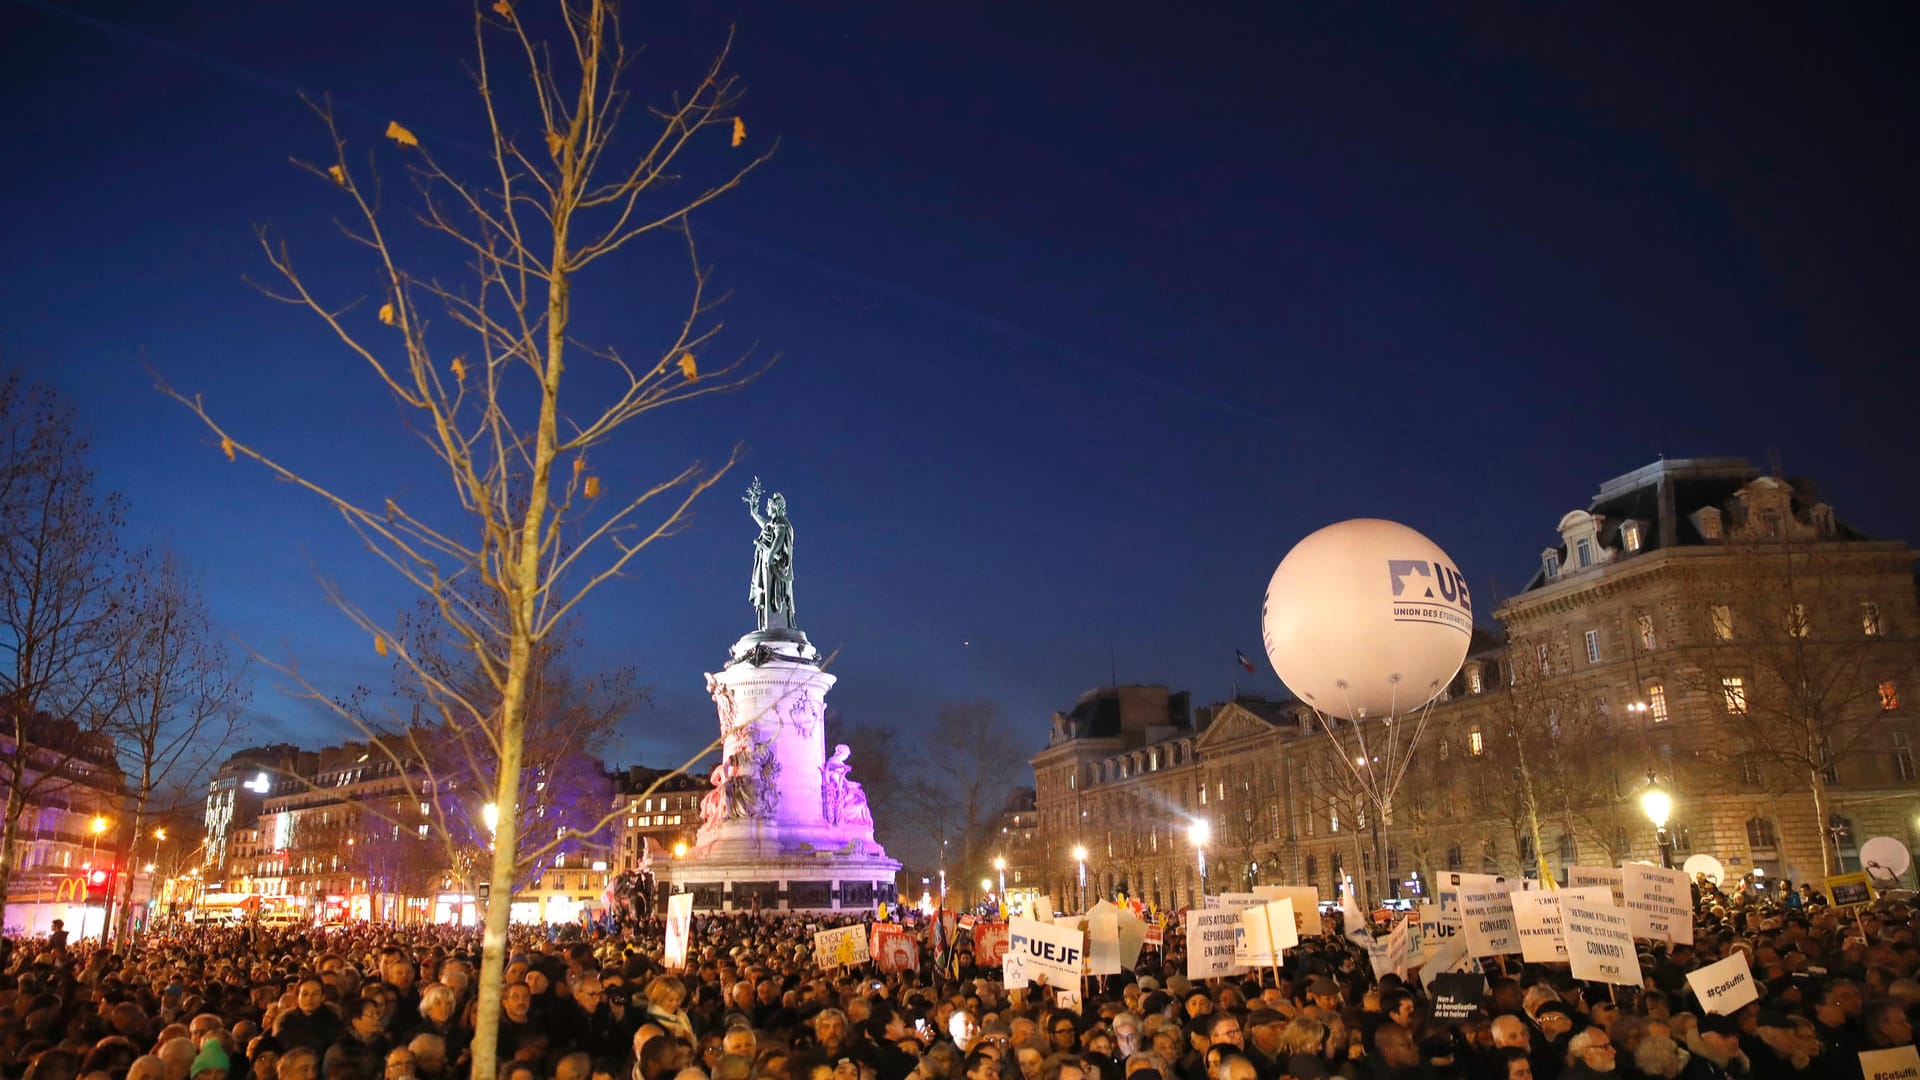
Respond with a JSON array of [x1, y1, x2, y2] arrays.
[[2, 882, 1916, 1080]]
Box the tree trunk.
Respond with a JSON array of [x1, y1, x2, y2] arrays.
[[466, 667, 527, 1080], [0, 787, 24, 935], [114, 801, 149, 945], [1808, 769, 1837, 879]]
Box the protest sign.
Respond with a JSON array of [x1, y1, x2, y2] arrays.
[[1235, 898, 1294, 967], [1510, 890, 1567, 964], [1087, 907, 1122, 974], [1828, 871, 1875, 908], [1561, 886, 1642, 986], [1368, 918, 1410, 979], [1456, 875, 1520, 957], [1429, 972, 1486, 1021], [1685, 951, 1759, 1015], [815, 924, 871, 968], [1217, 892, 1264, 913], [1144, 925, 1164, 948], [1185, 909, 1247, 980], [1406, 908, 1424, 957], [1624, 863, 1694, 944], [1254, 885, 1321, 937], [1054, 986, 1084, 1015], [1859, 1045, 1920, 1080], [663, 892, 693, 970], [1568, 865, 1625, 907], [958, 914, 976, 931], [1418, 935, 1477, 989], [973, 922, 1011, 967], [1418, 902, 1459, 945], [1003, 916, 1084, 990], [872, 924, 920, 972], [1034, 896, 1056, 922]]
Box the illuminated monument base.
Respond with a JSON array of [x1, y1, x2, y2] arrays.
[[660, 629, 899, 912]]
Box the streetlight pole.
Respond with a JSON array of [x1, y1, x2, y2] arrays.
[[993, 856, 1006, 901], [1072, 845, 1087, 914], [1188, 820, 1210, 902], [1640, 770, 1674, 870]]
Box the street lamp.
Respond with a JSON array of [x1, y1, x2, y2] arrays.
[[1188, 820, 1211, 900], [1072, 845, 1088, 913], [481, 802, 499, 849], [993, 855, 1007, 899], [1640, 771, 1674, 869]]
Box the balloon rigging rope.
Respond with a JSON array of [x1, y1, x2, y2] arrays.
[[1319, 678, 1443, 823]]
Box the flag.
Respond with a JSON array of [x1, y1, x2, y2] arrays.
[[1341, 876, 1374, 945], [1235, 649, 1256, 673]]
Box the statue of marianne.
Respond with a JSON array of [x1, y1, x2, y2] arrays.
[[744, 476, 796, 631]]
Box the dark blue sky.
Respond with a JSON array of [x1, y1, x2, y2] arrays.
[[5, 1, 1917, 769]]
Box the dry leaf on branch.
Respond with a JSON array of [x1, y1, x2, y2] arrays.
[[220, 436, 236, 462], [678, 353, 698, 380], [584, 476, 602, 499], [450, 356, 468, 382], [327, 164, 347, 186], [378, 302, 396, 326], [491, 0, 512, 15], [375, 635, 390, 657], [546, 130, 564, 159], [385, 121, 419, 149], [572, 457, 585, 477], [731, 117, 746, 148]]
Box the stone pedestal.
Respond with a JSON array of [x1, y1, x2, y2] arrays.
[[661, 629, 899, 912]]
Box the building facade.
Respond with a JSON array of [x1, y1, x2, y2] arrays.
[[1030, 459, 1920, 910], [0, 714, 127, 908]]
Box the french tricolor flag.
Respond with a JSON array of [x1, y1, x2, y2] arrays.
[[1235, 649, 1256, 673]]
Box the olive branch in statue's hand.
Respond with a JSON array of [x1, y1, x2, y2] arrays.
[[743, 475, 764, 510]]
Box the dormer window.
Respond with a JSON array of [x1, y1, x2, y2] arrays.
[[1575, 538, 1594, 568], [1697, 507, 1724, 540], [1621, 521, 1642, 552], [1542, 550, 1561, 581]]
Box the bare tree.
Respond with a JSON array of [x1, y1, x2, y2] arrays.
[[1672, 534, 1917, 876], [0, 373, 127, 934], [161, 2, 770, 1070], [102, 550, 248, 943], [902, 701, 1027, 904]]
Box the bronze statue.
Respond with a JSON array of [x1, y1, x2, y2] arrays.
[[744, 477, 796, 631]]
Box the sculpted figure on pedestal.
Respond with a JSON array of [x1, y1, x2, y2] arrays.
[[821, 744, 874, 831], [743, 477, 796, 631]]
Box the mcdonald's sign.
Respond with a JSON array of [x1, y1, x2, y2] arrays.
[[55, 875, 87, 903]]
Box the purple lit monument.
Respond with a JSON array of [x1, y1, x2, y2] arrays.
[[661, 478, 899, 912]]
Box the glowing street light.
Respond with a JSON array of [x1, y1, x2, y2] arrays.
[[1072, 844, 1088, 912], [1189, 820, 1211, 899], [91, 816, 108, 835], [481, 802, 500, 851], [1640, 771, 1674, 869], [993, 855, 1007, 898], [671, 841, 688, 858]]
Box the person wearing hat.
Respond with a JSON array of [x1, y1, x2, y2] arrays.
[[190, 1038, 230, 1080], [1686, 1012, 1750, 1077], [1742, 1008, 1812, 1078], [1242, 1010, 1287, 1080]]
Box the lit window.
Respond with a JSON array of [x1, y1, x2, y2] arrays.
[[1576, 538, 1594, 568], [1786, 603, 1809, 638], [1863, 603, 1882, 637], [1710, 605, 1735, 641], [1468, 667, 1484, 694], [1699, 511, 1723, 540], [1469, 726, 1484, 756], [1585, 629, 1602, 664], [1638, 613, 1657, 650], [1330, 808, 1340, 833], [1722, 676, 1747, 714], [1879, 681, 1899, 711], [1649, 684, 1669, 723], [1622, 522, 1642, 552]]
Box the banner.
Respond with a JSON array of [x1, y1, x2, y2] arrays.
[[1418, 935, 1477, 989], [1144, 925, 1163, 948], [973, 921, 1011, 967], [1685, 951, 1758, 1015], [1561, 886, 1641, 987], [1417, 902, 1459, 957], [1034, 896, 1055, 923], [1510, 890, 1568, 964], [1216, 892, 1265, 913], [1234, 898, 1294, 967], [1003, 915, 1084, 990], [1254, 885, 1321, 937], [1568, 865, 1625, 907], [1828, 871, 1874, 909], [1087, 907, 1122, 975], [872, 924, 920, 973], [1054, 986, 1083, 1015], [1185, 909, 1246, 980], [1624, 863, 1693, 944], [1429, 971, 1486, 1021], [663, 893, 694, 970], [1456, 876, 1520, 957], [815, 924, 871, 968]]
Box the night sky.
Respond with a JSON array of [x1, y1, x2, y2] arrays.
[[6, 2, 1918, 770]]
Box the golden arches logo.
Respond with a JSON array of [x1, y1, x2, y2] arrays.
[[55, 876, 87, 903]]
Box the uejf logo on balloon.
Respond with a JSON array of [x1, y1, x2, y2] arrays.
[[1387, 558, 1471, 635]]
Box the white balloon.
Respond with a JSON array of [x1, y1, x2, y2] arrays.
[[1262, 518, 1472, 721], [1683, 854, 1726, 886]]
